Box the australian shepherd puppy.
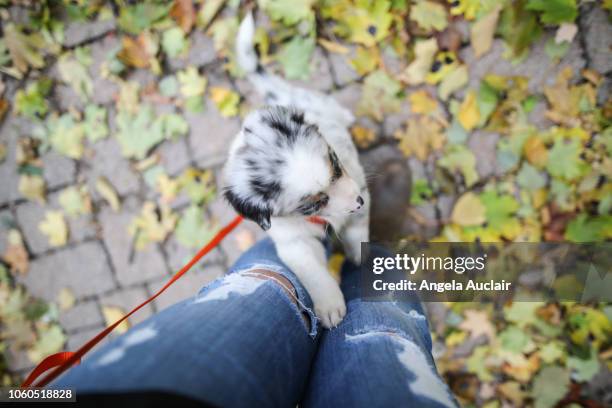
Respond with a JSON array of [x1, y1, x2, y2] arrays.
[[222, 13, 370, 328]]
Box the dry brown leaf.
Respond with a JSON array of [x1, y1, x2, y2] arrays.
[[2, 229, 29, 275], [459, 309, 496, 340], [171, 0, 196, 33]]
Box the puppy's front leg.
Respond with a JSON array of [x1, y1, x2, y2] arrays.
[[341, 204, 370, 265], [275, 238, 346, 328]]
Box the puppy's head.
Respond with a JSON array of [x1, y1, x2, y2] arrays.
[[223, 106, 364, 230]]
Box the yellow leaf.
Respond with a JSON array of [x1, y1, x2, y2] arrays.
[[350, 46, 381, 76], [409, 90, 438, 115], [102, 306, 130, 334], [457, 90, 481, 131], [318, 38, 349, 54], [451, 192, 486, 226], [209, 86, 240, 117], [399, 38, 438, 85], [395, 116, 446, 160], [523, 135, 548, 168], [350, 125, 377, 148], [39, 211, 69, 247], [438, 65, 468, 101], [56, 287, 76, 311], [58, 185, 92, 217], [328, 253, 345, 283], [470, 5, 501, 58], [95, 177, 121, 211], [18, 174, 46, 204], [128, 202, 177, 250]]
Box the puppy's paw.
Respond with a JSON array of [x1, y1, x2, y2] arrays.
[[311, 280, 346, 329]]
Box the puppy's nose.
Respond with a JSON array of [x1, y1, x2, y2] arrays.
[[356, 196, 364, 206]]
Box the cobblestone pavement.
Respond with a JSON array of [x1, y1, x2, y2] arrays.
[[0, 4, 610, 378]]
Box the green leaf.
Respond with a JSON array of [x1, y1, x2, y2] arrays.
[[331, 0, 393, 47], [27, 324, 66, 364], [118, 3, 170, 35], [258, 0, 315, 25], [48, 113, 86, 159], [357, 70, 402, 121], [175, 205, 217, 248], [83, 104, 108, 142], [567, 351, 600, 382], [162, 113, 189, 139], [539, 341, 565, 364], [159, 75, 179, 97], [546, 138, 588, 181], [57, 50, 93, 101], [532, 365, 569, 408], [410, 0, 448, 32], [477, 80, 499, 127], [498, 1, 542, 60], [466, 346, 494, 381], [162, 27, 188, 58], [517, 163, 546, 190], [526, 0, 577, 24], [438, 144, 479, 187], [411, 179, 433, 205], [277, 36, 315, 80], [499, 325, 535, 354], [14, 78, 52, 119], [564, 214, 612, 242], [115, 105, 164, 159]]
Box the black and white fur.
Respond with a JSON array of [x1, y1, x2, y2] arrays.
[[223, 13, 370, 328]]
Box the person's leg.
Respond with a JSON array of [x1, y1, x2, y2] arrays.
[[51, 238, 320, 407], [301, 247, 458, 408]]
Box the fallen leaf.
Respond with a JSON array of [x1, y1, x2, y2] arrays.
[[129, 202, 177, 250], [400, 38, 438, 85], [457, 90, 481, 131], [18, 174, 46, 204], [259, 0, 315, 25], [277, 36, 315, 80], [102, 306, 130, 334], [57, 52, 93, 102], [555, 22, 577, 44], [470, 5, 502, 58], [170, 0, 196, 33], [409, 90, 438, 115], [162, 27, 188, 59], [357, 70, 402, 121], [395, 116, 446, 160], [58, 185, 92, 217], [209, 86, 241, 117], [56, 287, 76, 311], [451, 192, 485, 226], [438, 65, 468, 101], [95, 177, 121, 211], [531, 365, 569, 408], [459, 309, 496, 340], [350, 46, 381, 76], [47, 113, 86, 159], [2, 229, 29, 275], [175, 205, 217, 248], [438, 144, 479, 187], [4, 24, 45, 75], [27, 324, 66, 364], [411, 0, 448, 32], [526, 0, 578, 24], [39, 211, 69, 247], [351, 125, 377, 149], [83, 104, 109, 142]]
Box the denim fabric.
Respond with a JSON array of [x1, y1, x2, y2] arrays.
[[51, 238, 456, 408]]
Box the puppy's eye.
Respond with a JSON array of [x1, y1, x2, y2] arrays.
[[329, 150, 342, 182]]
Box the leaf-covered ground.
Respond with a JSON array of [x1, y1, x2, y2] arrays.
[[0, 1, 611, 406]]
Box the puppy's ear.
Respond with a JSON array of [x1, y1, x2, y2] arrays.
[[224, 188, 272, 231]]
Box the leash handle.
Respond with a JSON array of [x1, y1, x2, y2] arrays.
[[21, 215, 244, 388]]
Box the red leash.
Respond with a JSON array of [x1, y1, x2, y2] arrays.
[[22, 215, 244, 388], [21, 214, 327, 388]]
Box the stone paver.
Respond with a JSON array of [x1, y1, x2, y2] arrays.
[[17, 241, 115, 302], [62, 17, 116, 48], [98, 198, 168, 286], [15, 191, 98, 255], [42, 151, 77, 189], [99, 286, 154, 327], [59, 300, 104, 333], [83, 136, 141, 198], [147, 264, 225, 312]]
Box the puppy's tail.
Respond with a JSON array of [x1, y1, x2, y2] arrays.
[[236, 12, 260, 75]]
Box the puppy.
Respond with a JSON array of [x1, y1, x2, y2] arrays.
[[222, 13, 370, 328]]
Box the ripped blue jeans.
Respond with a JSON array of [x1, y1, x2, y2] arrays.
[[52, 238, 457, 408]]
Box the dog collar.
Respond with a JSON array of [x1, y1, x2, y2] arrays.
[[306, 215, 327, 226]]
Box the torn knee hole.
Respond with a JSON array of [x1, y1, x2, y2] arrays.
[[242, 269, 310, 329]]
